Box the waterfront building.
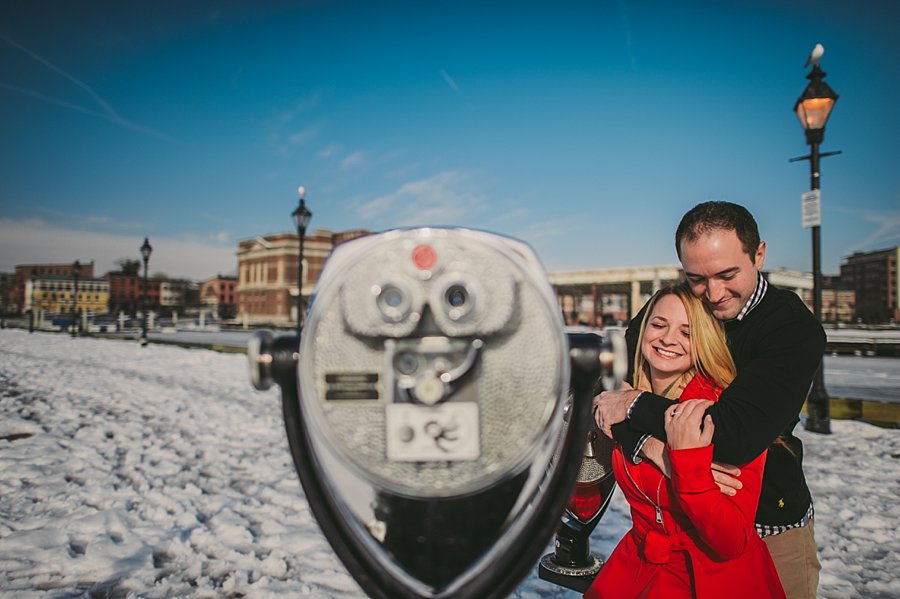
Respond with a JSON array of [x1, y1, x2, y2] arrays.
[[840, 246, 900, 323], [235, 229, 369, 324]]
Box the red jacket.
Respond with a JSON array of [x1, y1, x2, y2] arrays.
[[585, 374, 785, 599]]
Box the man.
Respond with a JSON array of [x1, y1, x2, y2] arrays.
[[594, 201, 824, 598]]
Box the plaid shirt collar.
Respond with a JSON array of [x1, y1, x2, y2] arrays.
[[733, 271, 767, 322]]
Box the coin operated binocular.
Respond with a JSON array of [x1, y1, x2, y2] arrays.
[[248, 228, 625, 598]]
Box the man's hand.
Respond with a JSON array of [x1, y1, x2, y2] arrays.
[[593, 384, 640, 438], [711, 462, 743, 496]]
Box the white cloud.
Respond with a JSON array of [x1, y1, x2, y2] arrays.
[[286, 126, 318, 146], [265, 94, 322, 154], [318, 143, 340, 158], [275, 94, 320, 127], [341, 150, 366, 171], [852, 209, 900, 250], [439, 69, 461, 93], [357, 171, 486, 226], [0, 218, 236, 280]]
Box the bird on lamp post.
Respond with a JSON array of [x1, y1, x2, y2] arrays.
[[804, 43, 824, 68], [292, 186, 313, 338], [791, 43, 841, 434]]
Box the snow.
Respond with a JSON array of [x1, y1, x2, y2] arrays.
[[1, 329, 898, 598]]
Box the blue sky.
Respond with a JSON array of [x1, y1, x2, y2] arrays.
[[1, 0, 898, 280]]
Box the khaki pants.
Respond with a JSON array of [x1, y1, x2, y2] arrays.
[[763, 519, 821, 599]]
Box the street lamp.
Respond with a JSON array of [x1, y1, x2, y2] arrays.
[[71, 260, 81, 337], [140, 237, 153, 346], [791, 49, 840, 434], [29, 271, 37, 333], [292, 185, 313, 337]]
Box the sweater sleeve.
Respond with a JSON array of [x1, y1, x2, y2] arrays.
[[703, 303, 825, 465], [630, 292, 826, 466], [668, 444, 766, 561]]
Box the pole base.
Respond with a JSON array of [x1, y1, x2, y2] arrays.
[[805, 379, 831, 434], [538, 552, 603, 593]]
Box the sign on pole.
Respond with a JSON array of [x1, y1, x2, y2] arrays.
[[802, 189, 821, 228]]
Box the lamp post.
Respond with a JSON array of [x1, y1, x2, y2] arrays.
[[71, 260, 81, 337], [140, 237, 153, 346], [292, 186, 313, 337], [791, 53, 840, 434], [29, 271, 37, 333]]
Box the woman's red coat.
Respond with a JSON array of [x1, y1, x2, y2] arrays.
[[584, 374, 785, 599]]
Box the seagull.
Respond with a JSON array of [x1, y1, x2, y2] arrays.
[[805, 43, 824, 67]]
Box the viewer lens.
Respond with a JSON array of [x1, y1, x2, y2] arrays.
[[446, 285, 468, 308], [377, 284, 410, 321]]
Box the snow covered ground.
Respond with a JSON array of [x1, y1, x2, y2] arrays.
[[1, 329, 898, 598]]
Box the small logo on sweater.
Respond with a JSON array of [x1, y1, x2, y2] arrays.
[[777, 498, 785, 508]]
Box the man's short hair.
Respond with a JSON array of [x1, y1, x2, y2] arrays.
[[675, 201, 761, 259]]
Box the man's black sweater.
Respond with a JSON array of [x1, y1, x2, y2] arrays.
[[614, 284, 826, 527]]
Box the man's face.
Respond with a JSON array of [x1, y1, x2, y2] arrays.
[[679, 228, 765, 321]]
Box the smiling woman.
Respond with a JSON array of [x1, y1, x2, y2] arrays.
[[586, 283, 785, 598], [638, 294, 693, 394], [632, 284, 736, 400]]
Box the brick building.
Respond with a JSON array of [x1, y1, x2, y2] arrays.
[[767, 268, 855, 324], [105, 273, 142, 315], [236, 229, 369, 324], [200, 275, 237, 319], [840, 246, 900, 323]]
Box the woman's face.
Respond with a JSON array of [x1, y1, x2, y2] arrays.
[[641, 293, 693, 381]]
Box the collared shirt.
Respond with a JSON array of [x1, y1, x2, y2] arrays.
[[733, 271, 768, 322]]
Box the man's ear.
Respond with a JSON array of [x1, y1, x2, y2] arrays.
[[754, 241, 767, 270]]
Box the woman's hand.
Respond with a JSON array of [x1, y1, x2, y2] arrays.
[[665, 399, 715, 450]]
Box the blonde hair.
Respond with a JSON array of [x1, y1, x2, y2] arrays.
[[633, 283, 736, 399]]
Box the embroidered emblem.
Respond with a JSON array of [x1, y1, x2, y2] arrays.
[[777, 498, 785, 508]]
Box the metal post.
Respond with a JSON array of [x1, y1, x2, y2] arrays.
[[292, 188, 312, 338], [805, 142, 831, 433], [141, 256, 149, 345], [139, 237, 153, 346], [298, 226, 306, 336], [71, 261, 80, 337], [792, 55, 839, 434], [29, 272, 36, 333]]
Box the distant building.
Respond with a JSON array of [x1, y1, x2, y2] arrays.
[[236, 229, 370, 324], [0, 272, 12, 317], [159, 279, 199, 311], [550, 266, 857, 327], [27, 274, 109, 316], [12, 262, 95, 315], [766, 267, 855, 324], [549, 265, 683, 326], [199, 275, 237, 319], [105, 272, 142, 315], [840, 246, 900, 323]]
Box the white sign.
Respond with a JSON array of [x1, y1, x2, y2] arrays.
[[802, 189, 821, 228], [385, 402, 480, 461]]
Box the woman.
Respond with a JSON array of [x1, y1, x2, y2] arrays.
[[584, 284, 784, 599]]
